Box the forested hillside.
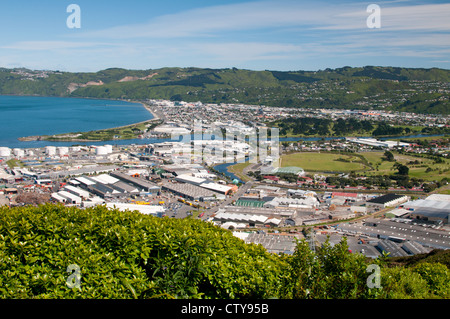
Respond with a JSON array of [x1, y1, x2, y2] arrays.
[[0, 204, 449, 299], [1, 66, 449, 115]]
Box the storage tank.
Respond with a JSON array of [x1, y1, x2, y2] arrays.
[[46, 146, 56, 156], [0, 147, 11, 157], [96, 146, 108, 155], [13, 148, 25, 157], [58, 147, 69, 156], [70, 146, 81, 152], [104, 144, 113, 154]]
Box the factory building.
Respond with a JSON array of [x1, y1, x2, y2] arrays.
[[401, 194, 450, 225], [366, 194, 408, 209], [106, 203, 165, 217], [110, 172, 161, 194], [346, 137, 410, 149], [161, 181, 219, 201], [174, 173, 233, 195], [214, 211, 282, 228]]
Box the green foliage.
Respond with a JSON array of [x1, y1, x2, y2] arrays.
[[281, 238, 380, 299], [0, 204, 285, 299], [1, 66, 449, 115], [0, 204, 448, 299], [412, 263, 450, 298], [379, 267, 430, 299]]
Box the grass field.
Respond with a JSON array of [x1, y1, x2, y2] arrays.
[[279, 151, 450, 181], [227, 162, 252, 182], [44, 119, 162, 142], [280, 152, 368, 172], [359, 151, 450, 181]]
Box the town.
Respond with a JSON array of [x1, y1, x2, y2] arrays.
[[1, 99, 449, 260]]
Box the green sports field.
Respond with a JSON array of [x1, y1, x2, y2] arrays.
[[280, 152, 368, 172], [279, 151, 450, 181]]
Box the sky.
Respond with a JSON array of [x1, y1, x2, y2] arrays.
[[0, 0, 449, 72]]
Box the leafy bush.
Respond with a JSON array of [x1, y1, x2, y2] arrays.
[[412, 263, 450, 298], [0, 204, 285, 299], [0, 204, 448, 299], [379, 267, 430, 299], [281, 238, 381, 299]]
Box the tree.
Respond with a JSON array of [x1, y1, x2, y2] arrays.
[[397, 164, 409, 176], [383, 150, 394, 162]]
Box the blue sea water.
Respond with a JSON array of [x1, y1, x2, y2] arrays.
[[0, 95, 443, 149], [0, 95, 154, 148]]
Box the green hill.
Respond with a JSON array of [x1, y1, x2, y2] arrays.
[[1, 66, 449, 114], [0, 204, 449, 299]]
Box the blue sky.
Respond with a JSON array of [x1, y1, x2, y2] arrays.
[[0, 0, 449, 72]]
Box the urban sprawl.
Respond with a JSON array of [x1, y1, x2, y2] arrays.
[[1, 99, 449, 259]]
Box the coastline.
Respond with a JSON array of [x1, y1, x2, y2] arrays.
[[17, 99, 163, 143]]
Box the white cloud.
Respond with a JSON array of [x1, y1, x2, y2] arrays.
[[77, 1, 346, 39]]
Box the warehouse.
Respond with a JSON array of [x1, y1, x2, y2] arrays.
[[376, 239, 409, 257], [51, 193, 68, 204], [88, 183, 122, 198], [366, 194, 408, 209], [174, 174, 206, 186], [401, 240, 432, 255], [106, 203, 165, 217], [161, 181, 217, 201], [57, 190, 82, 205], [199, 182, 233, 195], [63, 185, 90, 200], [261, 166, 305, 177], [174, 173, 233, 195], [110, 172, 161, 194], [401, 194, 450, 225], [235, 232, 298, 254], [213, 211, 281, 227]]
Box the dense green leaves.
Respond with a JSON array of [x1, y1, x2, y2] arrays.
[[0, 204, 448, 299], [0, 204, 285, 299]]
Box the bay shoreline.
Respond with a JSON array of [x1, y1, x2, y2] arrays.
[[17, 98, 161, 143]]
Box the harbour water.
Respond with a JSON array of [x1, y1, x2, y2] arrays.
[[0, 95, 154, 148], [0, 95, 444, 150]]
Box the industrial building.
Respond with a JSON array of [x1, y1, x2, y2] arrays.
[[337, 219, 450, 250], [234, 232, 298, 255], [214, 210, 282, 228], [347, 137, 410, 149], [110, 172, 161, 194], [160, 181, 219, 201], [105, 203, 165, 217], [366, 194, 408, 209], [401, 194, 450, 225], [260, 166, 305, 177], [174, 173, 233, 195]]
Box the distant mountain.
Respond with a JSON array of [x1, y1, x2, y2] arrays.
[[1, 66, 449, 115]]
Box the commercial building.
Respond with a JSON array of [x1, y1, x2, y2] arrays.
[[234, 232, 298, 255], [401, 194, 450, 225], [106, 203, 165, 217], [110, 172, 161, 194], [347, 137, 410, 149], [161, 181, 218, 201], [366, 194, 408, 209], [214, 211, 282, 228], [174, 173, 233, 195]]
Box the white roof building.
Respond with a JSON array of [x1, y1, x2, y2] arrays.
[[91, 174, 120, 185], [63, 185, 90, 199], [57, 191, 82, 204], [106, 203, 165, 216]]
